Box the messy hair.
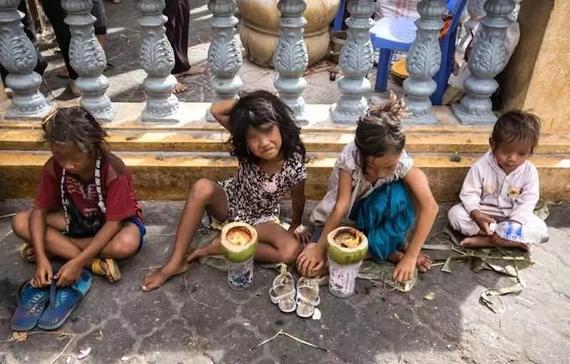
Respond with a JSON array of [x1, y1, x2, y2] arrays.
[[355, 92, 406, 171], [41, 107, 108, 157], [491, 111, 541, 152], [228, 90, 305, 162]]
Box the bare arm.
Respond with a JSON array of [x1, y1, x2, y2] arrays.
[[76, 220, 122, 264], [316, 169, 353, 250], [289, 180, 306, 228], [29, 207, 49, 261], [403, 167, 439, 259], [296, 169, 353, 276], [210, 98, 237, 130]]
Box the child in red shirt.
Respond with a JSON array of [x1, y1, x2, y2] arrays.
[[11, 107, 145, 287]]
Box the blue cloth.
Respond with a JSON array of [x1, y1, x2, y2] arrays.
[[351, 181, 415, 261]]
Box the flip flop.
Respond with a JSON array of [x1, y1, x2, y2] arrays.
[[91, 258, 121, 283], [295, 277, 320, 318], [10, 281, 50, 331], [37, 270, 92, 331]]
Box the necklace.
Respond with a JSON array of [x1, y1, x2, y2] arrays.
[[60, 156, 106, 232]]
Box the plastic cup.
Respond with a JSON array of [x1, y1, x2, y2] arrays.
[[227, 257, 254, 290], [328, 259, 362, 298]]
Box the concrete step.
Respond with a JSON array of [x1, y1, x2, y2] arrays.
[[1, 150, 569, 201], [3, 123, 570, 154]]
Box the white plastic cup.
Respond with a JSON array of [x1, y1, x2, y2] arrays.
[[328, 259, 362, 298], [227, 257, 254, 290]]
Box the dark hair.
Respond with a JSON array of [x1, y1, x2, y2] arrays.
[[355, 92, 406, 172], [491, 111, 541, 152], [41, 106, 108, 157], [228, 90, 305, 162]]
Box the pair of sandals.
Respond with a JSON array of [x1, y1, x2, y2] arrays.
[[20, 243, 121, 283], [268, 265, 320, 318], [10, 270, 92, 331]]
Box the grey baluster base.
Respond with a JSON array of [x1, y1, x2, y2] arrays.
[[451, 77, 498, 124], [274, 76, 308, 126], [205, 78, 242, 123], [4, 72, 53, 119], [402, 78, 437, 124], [75, 76, 117, 122]]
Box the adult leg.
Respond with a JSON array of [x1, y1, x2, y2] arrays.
[[40, 0, 79, 80], [141, 178, 229, 291], [164, 0, 191, 74]]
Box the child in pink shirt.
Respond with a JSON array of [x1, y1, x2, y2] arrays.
[[448, 111, 549, 251]]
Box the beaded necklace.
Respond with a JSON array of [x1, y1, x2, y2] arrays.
[[60, 155, 106, 233]]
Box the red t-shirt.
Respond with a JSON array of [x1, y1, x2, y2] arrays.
[[34, 153, 143, 222]]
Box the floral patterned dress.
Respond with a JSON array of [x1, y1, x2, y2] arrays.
[[219, 152, 307, 225]]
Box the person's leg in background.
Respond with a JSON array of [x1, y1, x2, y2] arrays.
[[91, 0, 113, 71], [0, 0, 47, 83], [163, 0, 204, 94], [39, 0, 80, 94]]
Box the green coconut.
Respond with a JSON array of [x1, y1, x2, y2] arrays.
[[220, 222, 258, 263], [327, 227, 368, 265]]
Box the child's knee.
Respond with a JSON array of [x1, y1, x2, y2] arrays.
[[279, 239, 302, 264], [447, 204, 469, 231], [189, 178, 216, 200], [108, 232, 140, 259], [11, 210, 31, 238]]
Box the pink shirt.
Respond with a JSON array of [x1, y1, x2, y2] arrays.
[[460, 150, 540, 225]]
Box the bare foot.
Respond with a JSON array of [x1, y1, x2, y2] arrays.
[[173, 82, 188, 94], [140, 262, 188, 292], [460, 236, 492, 248], [489, 235, 529, 252], [175, 66, 205, 78], [416, 252, 432, 272], [55, 68, 69, 79], [388, 251, 432, 272], [186, 236, 222, 262]]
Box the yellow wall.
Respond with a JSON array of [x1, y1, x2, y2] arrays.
[[501, 0, 570, 132]]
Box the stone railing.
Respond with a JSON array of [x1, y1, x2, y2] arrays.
[[0, 0, 516, 125]]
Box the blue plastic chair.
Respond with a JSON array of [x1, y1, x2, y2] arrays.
[[365, 0, 467, 104]]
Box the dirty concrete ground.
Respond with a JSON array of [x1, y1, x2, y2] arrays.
[[0, 200, 569, 364]]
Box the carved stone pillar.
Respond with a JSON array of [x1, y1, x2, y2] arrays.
[[452, 0, 515, 124], [207, 0, 242, 121], [0, 0, 51, 118], [330, 0, 375, 125], [62, 0, 116, 122], [273, 0, 308, 124], [138, 0, 178, 122], [465, 0, 487, 35], [402, 0, 446, 124]]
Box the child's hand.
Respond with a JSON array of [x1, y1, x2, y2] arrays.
[[32, 257, 53, 287], [55, 259, 82, 287], [471, 210, 496, 236], [393, 254, 417, 283], [296, 242, 326, 277], [288, 224, 311, 245]]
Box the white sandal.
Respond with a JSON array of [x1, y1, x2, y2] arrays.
[[295, 277, 320, 318], [268, 264, 296, 313]]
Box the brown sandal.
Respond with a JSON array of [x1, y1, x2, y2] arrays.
[[91, 258, 121, 283]]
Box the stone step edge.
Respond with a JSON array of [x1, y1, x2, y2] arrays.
[[1, 151, 569, 201], [1, 128, 570, 154]]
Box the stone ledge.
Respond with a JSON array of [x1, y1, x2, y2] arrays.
[[1, 151, 569, 202]]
